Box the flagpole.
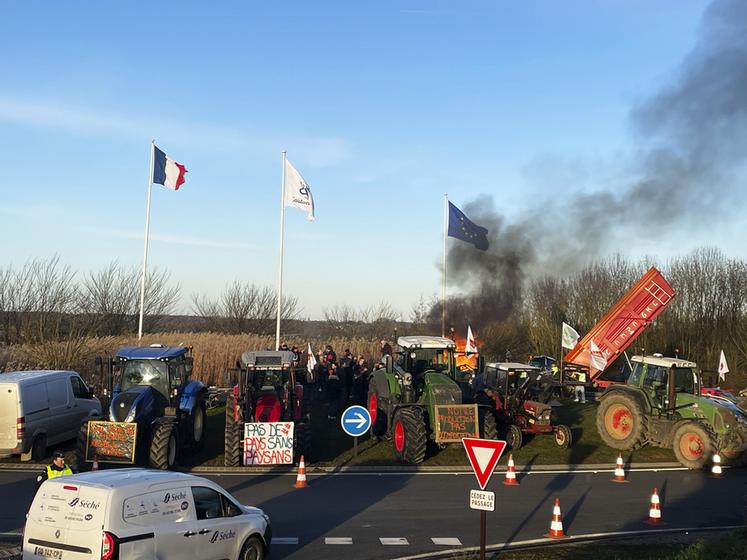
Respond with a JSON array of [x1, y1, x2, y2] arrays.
[[442, 193, 448, 337], [137, 141, 156, 340], [275, 150, 287, 351]]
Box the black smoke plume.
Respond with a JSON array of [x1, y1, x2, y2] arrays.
[[435, 0, 747, 330]]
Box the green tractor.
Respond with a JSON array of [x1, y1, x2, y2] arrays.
[[367, 336, 496, 464], [596, 354, 747, 469]]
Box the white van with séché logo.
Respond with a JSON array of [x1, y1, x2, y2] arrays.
[[23, 469, 271, 560]]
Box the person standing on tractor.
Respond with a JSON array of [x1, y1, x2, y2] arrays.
[[36, 450, 74, 489]]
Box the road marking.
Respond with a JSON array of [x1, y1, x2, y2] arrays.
[[380, 537, 409, 545], [389, 525, 747, 560], [271, 537, 299, 545], [431, 537, 462, 545], [325, 537, 353, 544]]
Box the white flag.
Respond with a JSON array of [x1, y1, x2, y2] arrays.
[[466, 325, 478, 354], [718, 349, 729, 382], [306, 343, 317, 374], [284, 159, 315, 221], [590, 340, 607, 371], [561, 322, 580, 350]]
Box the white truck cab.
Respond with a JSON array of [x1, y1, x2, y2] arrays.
[[23, 469, 271, 560]]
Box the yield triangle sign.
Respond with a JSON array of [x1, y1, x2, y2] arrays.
[[462, 438, 507, 490]]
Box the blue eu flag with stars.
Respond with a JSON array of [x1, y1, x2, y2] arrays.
[[447, 201, 489, 251]]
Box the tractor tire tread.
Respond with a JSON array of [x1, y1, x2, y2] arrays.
[[394, 407, 427, 464], [225, 394, 242, 467], [149, 422, 175, 470]]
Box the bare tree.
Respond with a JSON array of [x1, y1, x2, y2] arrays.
[[192, 281, 300, 334]]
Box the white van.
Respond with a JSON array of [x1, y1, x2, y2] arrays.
[[0, 370, 101, 460], [23, 469, 272, 560]]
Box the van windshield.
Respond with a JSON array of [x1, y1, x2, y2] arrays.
[[121, 360, 169, 397]]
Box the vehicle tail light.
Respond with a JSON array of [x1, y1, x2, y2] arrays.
[[63, 485, 78, 491], [101, 531, 116, 560], [16, 417, 25, 440]]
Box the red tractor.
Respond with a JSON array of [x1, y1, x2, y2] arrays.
[[224, 350, 310, 466], [477, 362, 571, 450]]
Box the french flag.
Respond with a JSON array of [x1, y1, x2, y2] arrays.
[[152, 145, 187, 190]]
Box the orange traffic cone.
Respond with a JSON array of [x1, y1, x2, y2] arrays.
[[645, 488, 663, 525], [293, 455, 308, 489], [711, 453, 722, 478], [544, 498, 569, 539], [503, 454, 519, 486], [92, 455, 99, 471], [612, 454, 628, 483]]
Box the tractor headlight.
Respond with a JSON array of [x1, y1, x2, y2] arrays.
[[403, 373, 413, 386], [124, 406, 136, 423]]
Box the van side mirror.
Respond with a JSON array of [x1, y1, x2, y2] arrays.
[[385, 355, 393, 374]]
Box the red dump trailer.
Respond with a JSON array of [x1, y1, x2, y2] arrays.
[[563, 267, 676, 389]]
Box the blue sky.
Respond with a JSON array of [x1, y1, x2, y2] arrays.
[[2, 0, 736, 319]]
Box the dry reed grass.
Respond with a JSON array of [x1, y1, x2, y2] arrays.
[[1, 332, 383, 387]]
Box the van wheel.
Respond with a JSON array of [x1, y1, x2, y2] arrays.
[[238, 535, 264, 560], [149, 423, 177, 470], [31, 435, 47, 461]]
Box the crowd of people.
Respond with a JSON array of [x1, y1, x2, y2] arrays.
[[279, 341, 392, 420]]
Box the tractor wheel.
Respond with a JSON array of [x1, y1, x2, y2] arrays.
[[392, 407, 427, 464], [720, 432, 747, 467], [294, 422, 311, 463], [554, 424, 572, 448], [149, 422, 178, 470], [191, 403, 207, 450], [479, 409, 498, 440], [672, 421, 715, 470], [596, 393, 647, 450], [75, 421, 91, 472], [368, 385, 388, 439], [506, 424, 523, 451], [224, 393, 242, 467]]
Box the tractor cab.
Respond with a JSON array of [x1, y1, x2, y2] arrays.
[[482, 362, 542, 407], [238, 350, 303, 423], [109, 345, 194, 422], [392, 336, 464, 404], [628, 355, 700, 415]]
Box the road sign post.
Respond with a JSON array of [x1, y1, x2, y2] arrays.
[[463, 438, 507, 560], [341, 405, 371, 457]]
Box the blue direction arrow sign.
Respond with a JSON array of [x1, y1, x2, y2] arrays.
[[340, 405, 371, 437]]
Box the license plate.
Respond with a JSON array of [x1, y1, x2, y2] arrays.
[[34, 546, 63, 559]]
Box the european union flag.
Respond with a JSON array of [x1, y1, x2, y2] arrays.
[[448, 201, 489, 251]]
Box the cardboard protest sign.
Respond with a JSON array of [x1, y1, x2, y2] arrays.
[[244, 422, 295, 465]]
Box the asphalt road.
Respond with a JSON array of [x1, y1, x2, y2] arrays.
[[2, 467, 746, 559]]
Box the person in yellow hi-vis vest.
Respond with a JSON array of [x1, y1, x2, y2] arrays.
[[574, 371, 587, 404], [36, 450, 74, 487]]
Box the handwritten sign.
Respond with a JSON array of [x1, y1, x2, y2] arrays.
[[434, 404, 478, 443], [86, 421, 137, 464], [243, 422, 294, 465]]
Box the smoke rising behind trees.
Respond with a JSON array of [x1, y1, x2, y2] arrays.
[[439, 0, 747, 330]]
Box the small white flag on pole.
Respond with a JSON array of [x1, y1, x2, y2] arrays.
[[306, 343, 317, 375], [718, 349, 729, 382], [284, 159, 315, 221], [466, 325, 478, 354], [561, 322, 580, 350], [590, 340, 607, 371]]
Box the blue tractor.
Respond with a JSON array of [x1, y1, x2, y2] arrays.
[[75, 344, 208, 470]]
